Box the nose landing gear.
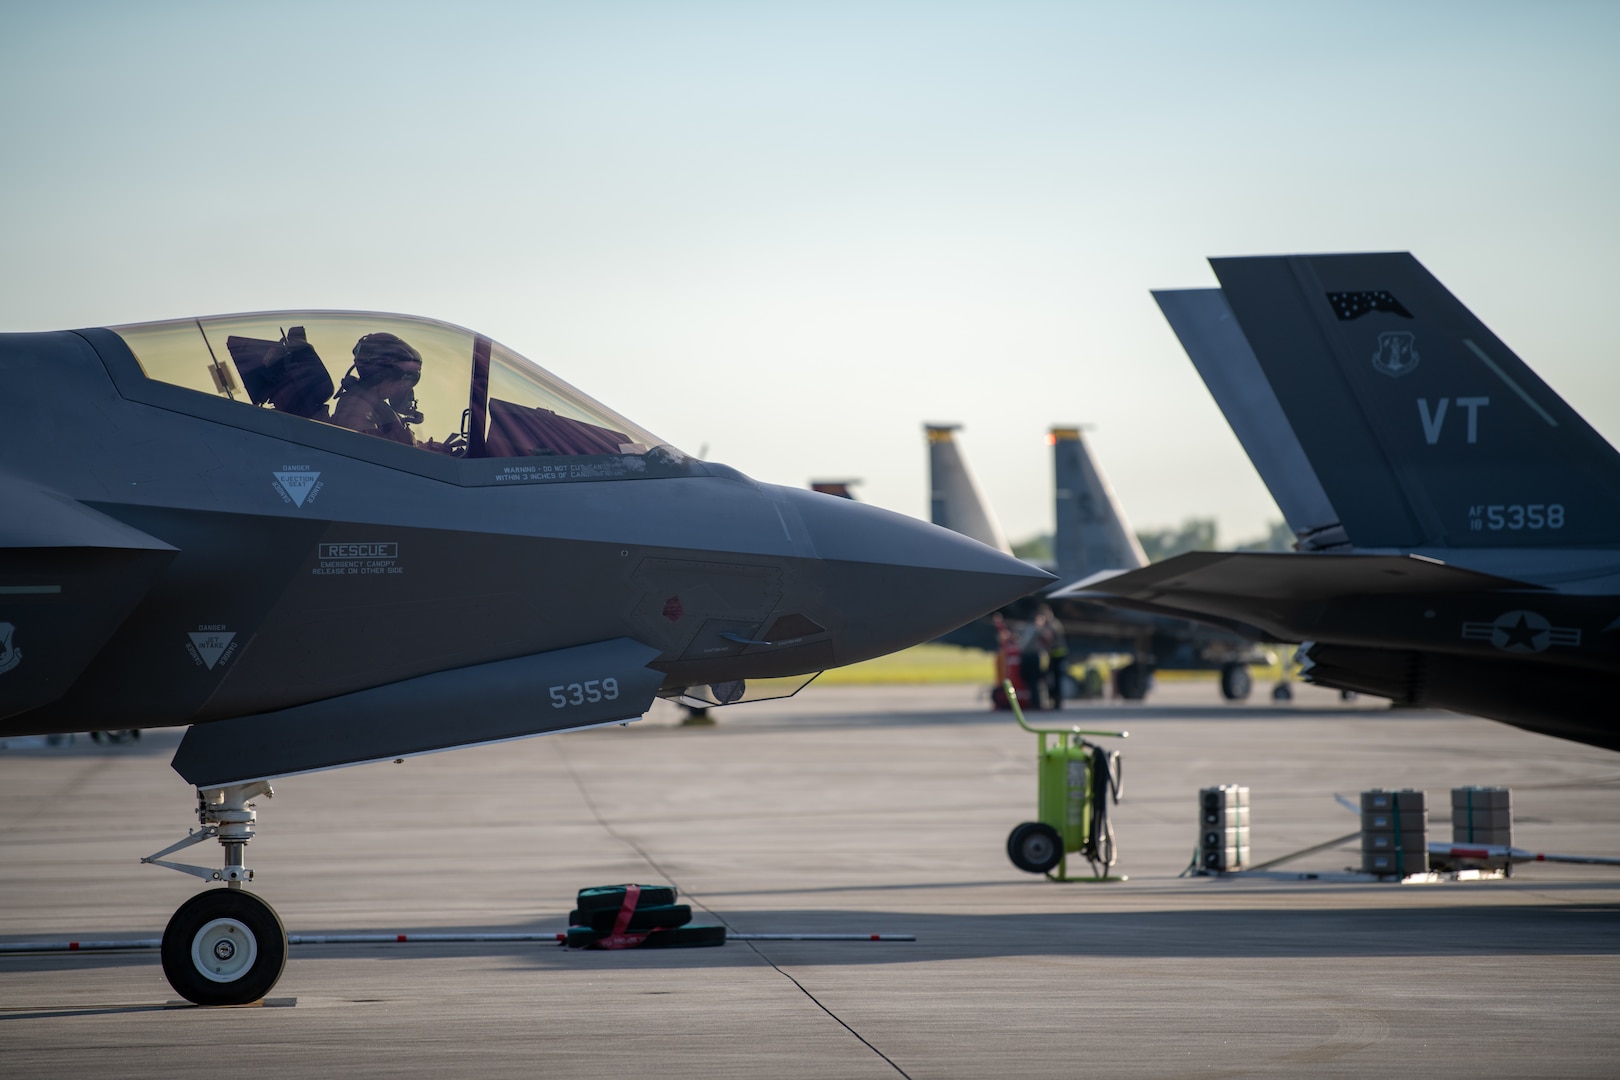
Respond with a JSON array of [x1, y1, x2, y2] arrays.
[[161, 890, 286, 1006], [141, 782, 288, 1006]]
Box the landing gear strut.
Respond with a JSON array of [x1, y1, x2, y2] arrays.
[[142, 782, 288, 1005]]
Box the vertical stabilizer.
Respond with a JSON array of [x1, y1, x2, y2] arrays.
[[810, 480, 860, 500], [926, 424, 1013, 554], [1208, 252, 1620, 549], [1050, 426, 1147, 582], [1153, 288, 1345, 549]]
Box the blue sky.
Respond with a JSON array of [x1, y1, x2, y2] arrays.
[[4, 1, 1616, 543]]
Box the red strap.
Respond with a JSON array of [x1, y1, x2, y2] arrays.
[[612, 885, 640, 938], [594, 884, 658, 950]]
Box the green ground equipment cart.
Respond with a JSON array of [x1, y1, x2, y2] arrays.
[[1003, 679, 1127, 881]]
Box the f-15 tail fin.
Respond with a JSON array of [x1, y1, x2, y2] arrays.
[[1167, 253, 1620, 550], [925, 424, 1013, 554], [1050, 426, 1146, 582]]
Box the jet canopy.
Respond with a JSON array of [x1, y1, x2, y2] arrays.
[[111, 311, 685, 475]]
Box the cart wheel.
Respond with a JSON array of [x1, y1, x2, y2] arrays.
[[1007, 822, 1063, 874]]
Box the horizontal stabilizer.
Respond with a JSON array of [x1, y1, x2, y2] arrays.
[[172, 638, 665, 787]]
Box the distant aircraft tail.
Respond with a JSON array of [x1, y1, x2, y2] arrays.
[[1162, 253, 1620, 550], [810, 480, 860, 500], [1050, 426, 1146, 582], [925, 424, 1013, 554]]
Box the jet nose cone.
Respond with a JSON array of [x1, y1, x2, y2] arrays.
[[777, 486, 1053, 665]]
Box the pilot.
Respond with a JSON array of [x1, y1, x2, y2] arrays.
[[330, 333, 424, 445]]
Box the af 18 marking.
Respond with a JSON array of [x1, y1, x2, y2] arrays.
[[548, 678, 620, 708], [1467, 504, 1564, 532]]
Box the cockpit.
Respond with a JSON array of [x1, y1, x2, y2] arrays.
[[110, 311, 690, 482]]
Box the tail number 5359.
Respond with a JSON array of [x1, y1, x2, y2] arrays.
[[549, 678, 620, 708]]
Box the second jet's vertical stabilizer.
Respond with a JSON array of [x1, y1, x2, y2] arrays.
[[1208, 253, 1620, 550], [926, 424, 1013, 555], [1050, 427, 1147, 584], [1153, 289, 1345, 550]]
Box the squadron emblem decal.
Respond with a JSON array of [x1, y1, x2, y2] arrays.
[[1372, 331, 1420, 378], [0, 622, 20, 674], [1462, 610, 1580, 653]]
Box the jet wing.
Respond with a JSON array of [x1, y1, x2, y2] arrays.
[[1055, 551, 1539, 642], [1051, 573, 1274, 641], [0, 475, 178, 721]]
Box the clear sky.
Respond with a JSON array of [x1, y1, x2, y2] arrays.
[[4, 1, 1616, 544]]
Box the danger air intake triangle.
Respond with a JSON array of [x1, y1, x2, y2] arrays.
[[273, 471, 320, 507], [187, 632, 236, 671]]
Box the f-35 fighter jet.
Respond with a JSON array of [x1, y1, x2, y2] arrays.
[[1063, 253, 1620, 749], [0, 310, 1049, 1004]]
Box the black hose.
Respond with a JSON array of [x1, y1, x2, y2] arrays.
[[1083, 745, 1124, 876]]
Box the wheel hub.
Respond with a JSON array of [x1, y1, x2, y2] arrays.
[[1023, 835, 1055, 860], [192, 917, 258, 983]]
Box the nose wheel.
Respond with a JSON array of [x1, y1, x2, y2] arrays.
[[161, 889, 287, 1006], [142, 781, 289, 1005]]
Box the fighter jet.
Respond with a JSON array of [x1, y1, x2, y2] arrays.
[[927, 424, 1265, 700], [1066, 252, 1620, 749], [0, 310, 1048, 1005]]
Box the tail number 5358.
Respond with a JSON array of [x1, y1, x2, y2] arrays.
[[1469, 504, 1565, 531], [549, 678, 620, 708]]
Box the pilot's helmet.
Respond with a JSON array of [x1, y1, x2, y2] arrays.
[[352, 333, 423, 380]]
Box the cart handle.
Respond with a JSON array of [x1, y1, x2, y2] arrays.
[[1003, 680, 1128, 739]]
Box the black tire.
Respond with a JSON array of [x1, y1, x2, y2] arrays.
[[1219, 663, 1253, 701], [1007, 821, 1063, 874], [1271, 682, 1293, 702], [1116, 662, 1151, 701], [161, 890, 287, 1006]]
